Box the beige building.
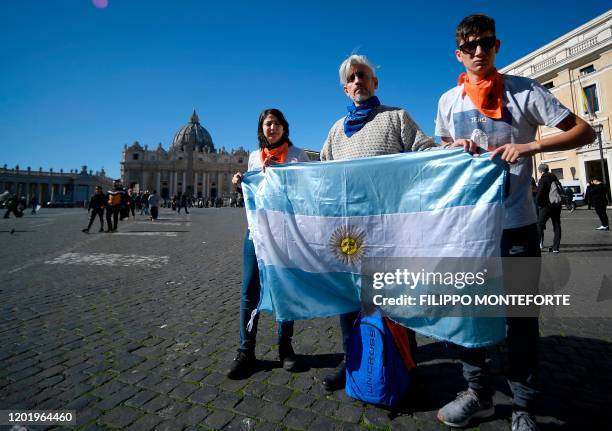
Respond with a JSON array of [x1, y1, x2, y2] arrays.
[[0, 165, 114, 206], [500, 9, 611, 196], [121, 111, 248, 200]]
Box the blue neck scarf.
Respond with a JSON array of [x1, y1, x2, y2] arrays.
[[343, 96, 381, 137]]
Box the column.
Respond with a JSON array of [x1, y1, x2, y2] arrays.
[[49, 183, 55, 201], [25, 181, 31, 203], [156, 171, 161, 194], [204, 172, 209, 198], [217, 172, 222, 198], [172, 171, 177, 196], [182, 172, 187, 194], [194, 172, 198, 196], [37, 183, 42, 201]]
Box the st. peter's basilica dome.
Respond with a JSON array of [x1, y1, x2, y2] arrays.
[[171, 110, 215, 153]]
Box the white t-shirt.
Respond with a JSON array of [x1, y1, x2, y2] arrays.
[[435, 74, 571, 229], [248, 145, 310, 171]]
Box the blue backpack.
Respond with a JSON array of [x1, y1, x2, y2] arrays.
[[345, 311, 412, 408]]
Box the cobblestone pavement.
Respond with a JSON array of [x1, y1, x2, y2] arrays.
[[1, 207, 611, 431]]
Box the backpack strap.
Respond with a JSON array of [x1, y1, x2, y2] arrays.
[[384, 318, 417, 370]]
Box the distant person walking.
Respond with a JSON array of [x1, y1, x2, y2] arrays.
[[3, 193, 22, 219], [127, 188, 136, 219], [148, 190, 160, 221], [82, 186, 106, 233], [140, 191, 150, 215], [178, 193, 189, 214], [586, 178, 609, 231], [30, 195, 39, 215], [536, 163, 563, 252], [106, 180, 126, 232]]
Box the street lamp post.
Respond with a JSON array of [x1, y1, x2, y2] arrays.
[[593, 124, 610, 200]]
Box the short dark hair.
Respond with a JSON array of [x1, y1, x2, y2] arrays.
[[456, 14, 496, 45], [257, 108, 292, 149]]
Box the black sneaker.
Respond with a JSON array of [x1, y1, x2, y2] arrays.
[[81, 228, 89, 233], [226, 350, 256, 380], [98, 228, 104, 232], [279, 342, 299, 372], [322, 360, 346, 391]]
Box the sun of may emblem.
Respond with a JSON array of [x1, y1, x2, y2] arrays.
[[329, 225, 367, 264]]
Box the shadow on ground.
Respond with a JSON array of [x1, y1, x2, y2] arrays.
[[385, 335, 612, 429]]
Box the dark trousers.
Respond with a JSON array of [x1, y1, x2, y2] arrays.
[[3, 208, 22, 218], [150, 206, 159, 220], [594, 204, 609, 227], [538, 203, 561, 250], [457, 223, 541, 412], [178, 204, 189, 214], [129, 205, 135, 217], [87, 208, 105, 230], [106, 206, 120, 231], [239, 231, 293, 353]]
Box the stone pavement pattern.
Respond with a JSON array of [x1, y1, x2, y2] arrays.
[[1, 208, 612, 431]]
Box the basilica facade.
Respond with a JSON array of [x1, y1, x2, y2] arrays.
[[121, 111, 248, 200]]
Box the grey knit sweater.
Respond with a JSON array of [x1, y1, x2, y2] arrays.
[[320, 105, 436, 161]]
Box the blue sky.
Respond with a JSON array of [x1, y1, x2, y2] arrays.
[[1, 1, 609, 179]]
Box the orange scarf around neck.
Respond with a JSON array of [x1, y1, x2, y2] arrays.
[[260, 141, 289, 165], [458, 70, 504, 120]]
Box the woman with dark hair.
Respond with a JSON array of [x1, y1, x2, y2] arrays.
[[227, 108, 310, 380]]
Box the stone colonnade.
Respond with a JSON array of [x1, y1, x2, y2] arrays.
[[127, 169, 234, 199]]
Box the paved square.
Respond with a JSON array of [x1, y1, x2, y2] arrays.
[[1, 207, 611, 430]]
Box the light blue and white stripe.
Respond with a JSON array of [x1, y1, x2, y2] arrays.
[[242, 149, 507, 347]]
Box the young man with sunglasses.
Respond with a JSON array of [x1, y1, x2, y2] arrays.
[[435, 14, 595, 431]]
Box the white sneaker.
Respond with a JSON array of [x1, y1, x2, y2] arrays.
[[596, 226, 609, 231]]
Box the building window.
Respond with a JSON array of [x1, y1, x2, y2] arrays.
[[132, 154, 139, 160], [551, 168, 564, 180], [583, 84, 600, 114], [543, 82, 554, 90], [580, 65, 595, 75], [238, 158, 244, 163]]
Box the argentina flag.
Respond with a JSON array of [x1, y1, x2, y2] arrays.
[[242, 149, 507, 347]]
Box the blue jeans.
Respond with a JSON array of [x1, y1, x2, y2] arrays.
[[239, 231, 293, 353], [457, 223, 541, 412]]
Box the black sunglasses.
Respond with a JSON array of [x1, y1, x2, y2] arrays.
[[458, 36, 497, 55]]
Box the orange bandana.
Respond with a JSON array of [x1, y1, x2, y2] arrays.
[[458, 70, 504, 120], [260, 141, 289, 165]]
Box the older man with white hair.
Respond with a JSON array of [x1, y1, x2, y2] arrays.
[[320, 54, 436, 391]]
